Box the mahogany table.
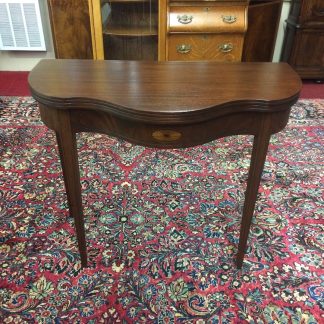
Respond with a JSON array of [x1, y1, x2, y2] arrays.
[[28, 60, 301, 268]]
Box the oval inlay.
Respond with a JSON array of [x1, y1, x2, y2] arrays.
[[152, 130, 182, 142]]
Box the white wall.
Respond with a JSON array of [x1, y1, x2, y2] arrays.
[[0, 1, 55, 71], [273, 0, 292, 62]]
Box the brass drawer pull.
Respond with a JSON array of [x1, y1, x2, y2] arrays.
[[222, 15, 237, 24], [176, 44, 192, 54], [219, 43, 233, 53], [152, 130, 182, 142], [177, 14, 193, 24]]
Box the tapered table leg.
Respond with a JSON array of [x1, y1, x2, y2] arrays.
[[236, 123, 271, 269], [55, 111, 88, 268], [57, 134, 73, 218]]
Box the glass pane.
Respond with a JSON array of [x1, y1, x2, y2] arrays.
[[101, 0, 158, 60]]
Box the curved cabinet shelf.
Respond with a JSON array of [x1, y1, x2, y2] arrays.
[[103, 26, 158, 36], [102, 0, 153, 3], [99, 0, 158, 59]]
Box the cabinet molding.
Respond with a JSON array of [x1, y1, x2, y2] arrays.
[[88, 0, 104, 59]]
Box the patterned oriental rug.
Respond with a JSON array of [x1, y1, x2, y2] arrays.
[[0, 97, 323, 323]]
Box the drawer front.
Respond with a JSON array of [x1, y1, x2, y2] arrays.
[[169, 5, 247, 33], [168, 34, 244, 61], [300, 0, 324, 22]]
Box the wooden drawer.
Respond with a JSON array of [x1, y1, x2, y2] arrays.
[[168, 34, 244, 61], [299, 0, 324, 23], [169, 5, 247, 33], [169, 0, 249, 2]]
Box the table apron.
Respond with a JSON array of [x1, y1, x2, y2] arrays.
[[39, 105, 291, 148]]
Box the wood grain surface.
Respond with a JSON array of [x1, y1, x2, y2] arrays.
[[242, 0, 283, 62], [168, 5, 246, 33], [168, 34, 244, 61], [48, 0, 93, 59], [29, 60, 301, 124]]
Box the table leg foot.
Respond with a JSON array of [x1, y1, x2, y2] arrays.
[[237, 121, 271, 269], [236, 256, 243, 269]]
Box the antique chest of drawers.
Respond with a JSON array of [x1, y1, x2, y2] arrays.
[[166, 0, 249, 61]]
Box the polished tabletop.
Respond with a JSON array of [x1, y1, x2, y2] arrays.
[[29, 60, 302, 124]]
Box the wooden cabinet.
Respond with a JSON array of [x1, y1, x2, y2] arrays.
[[281, 0, 324, 79], [166, 1, 248, 61], [48, 0, 282, 62], [49, 0, 282, 63], [87, 0, 248, 61]]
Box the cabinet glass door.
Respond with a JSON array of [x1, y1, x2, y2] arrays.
[[101, 0, 158, 60]]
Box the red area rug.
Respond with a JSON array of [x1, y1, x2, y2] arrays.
[[0, 72, 30, 96], [300, 81, 324, 99], [0, 97, 323, 322]]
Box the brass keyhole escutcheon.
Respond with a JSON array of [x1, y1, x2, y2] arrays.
[[152, 130, 182, 142]]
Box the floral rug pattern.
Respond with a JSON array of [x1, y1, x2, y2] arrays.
[[0, 97, 323, 323]]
